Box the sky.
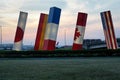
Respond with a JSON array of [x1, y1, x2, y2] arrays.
[[0, 0, 120, 46]]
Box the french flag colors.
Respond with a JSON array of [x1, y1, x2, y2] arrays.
[[13, 11, 28, 51], [100, 11, 118, 49], [72, 12, 88, 50], [34, 13, 48, 50], [43, 7, 61, 50]]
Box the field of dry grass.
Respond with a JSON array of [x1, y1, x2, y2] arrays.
[[0, 57, 120, 80]]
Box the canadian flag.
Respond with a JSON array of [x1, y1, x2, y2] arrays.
[[72, 12, 87, 50], [74, 26, 85, 44]]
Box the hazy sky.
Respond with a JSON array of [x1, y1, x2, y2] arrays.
[[0, 0, 120, 46]]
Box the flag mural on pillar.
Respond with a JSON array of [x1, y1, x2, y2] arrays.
[[72, 12, 88, 50], [13, 11, 28, 51], [100, 11, 118, 49], [43, 7, 61, 50], [34, 13, 48, 50]]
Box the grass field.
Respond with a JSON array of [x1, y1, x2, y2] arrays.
[[0, 57, 120, 80]]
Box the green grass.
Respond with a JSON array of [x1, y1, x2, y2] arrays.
[[0, 57, 120, 80]]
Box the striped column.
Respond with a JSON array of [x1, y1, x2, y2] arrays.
[[100, 11, 118, 49], [43, 7, 61, 50], [72, 12, 88, 50], [13, 11, 28, 51], [34, 13, 48, 50]]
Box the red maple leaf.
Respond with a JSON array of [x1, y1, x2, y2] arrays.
[[74, 28, 81, 40]]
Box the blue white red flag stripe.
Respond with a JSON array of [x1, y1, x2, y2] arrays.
[[43, 7, 61, 51]]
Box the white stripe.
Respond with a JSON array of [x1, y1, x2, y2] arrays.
[[44, 23, 58, 41], [13, 41, 23, 51], [18, 12, 28, 30], [74, 25, 85, 44]]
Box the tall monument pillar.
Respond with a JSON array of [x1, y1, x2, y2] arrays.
[[43, 7, 61, 50], [34, 13, 48, 50], [100, 11, 118, 49], [13, 11, 28, 51], [72, 12, 88, 50]]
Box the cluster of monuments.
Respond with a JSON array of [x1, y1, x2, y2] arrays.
[[12, 6, 118, 51]]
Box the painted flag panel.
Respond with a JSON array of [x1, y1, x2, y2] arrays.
[[101, 13, 111, 49], [13, 11, 28, 51], [43, 7, 61, 51], [100, 11, 118, 49], [34, 13, 48, 50], [72, 12, 88, 50]]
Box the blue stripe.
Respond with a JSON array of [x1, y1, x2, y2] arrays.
[[48, 7, 61, 24], [100, 12, 107, 30]]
